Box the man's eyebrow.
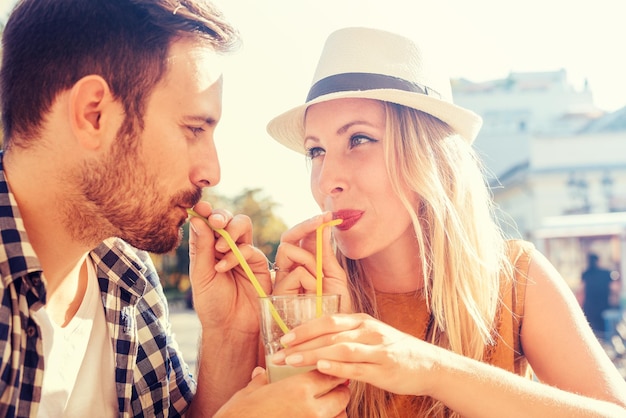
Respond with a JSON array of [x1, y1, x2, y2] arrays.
[[183, 115, 218, 125]]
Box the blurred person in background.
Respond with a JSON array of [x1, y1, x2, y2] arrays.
[[581, 252, 620, 339]]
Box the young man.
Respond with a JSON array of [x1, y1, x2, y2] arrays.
[[0, 0, 350, 416]]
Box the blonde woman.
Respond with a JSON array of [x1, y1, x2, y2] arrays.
[[266, 27, 626, 417]]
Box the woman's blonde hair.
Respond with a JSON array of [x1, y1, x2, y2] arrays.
[[339, 102, 514, 417]]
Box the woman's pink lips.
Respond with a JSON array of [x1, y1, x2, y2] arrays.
[[332, 210, 364, 231]]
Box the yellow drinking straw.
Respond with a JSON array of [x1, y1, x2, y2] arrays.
[[187, 209, 289, 334], [315, 218, 343, 316]]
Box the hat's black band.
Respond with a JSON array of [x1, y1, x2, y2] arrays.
[[306, 72, 441, 102]]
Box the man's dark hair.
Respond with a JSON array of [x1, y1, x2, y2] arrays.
[[0, 0, 240, 148]]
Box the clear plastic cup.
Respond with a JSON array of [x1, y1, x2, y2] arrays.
[[259, 294, 341, 382]]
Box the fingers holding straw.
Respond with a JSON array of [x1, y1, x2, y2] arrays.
[[187, 209, 289, 334]]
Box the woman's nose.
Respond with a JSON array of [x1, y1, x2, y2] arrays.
[[314, 153, 346, 196]]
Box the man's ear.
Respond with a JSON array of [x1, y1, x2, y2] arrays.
[[68, 75, 119, 150]]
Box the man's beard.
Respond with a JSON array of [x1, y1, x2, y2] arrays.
[[64, 127, 202, 253]]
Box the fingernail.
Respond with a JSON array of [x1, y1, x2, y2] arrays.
[[212, 213, 226, 223], [285, 354, 303, 365], [215, 260, 226, 270], [280, 332, 295, 345], [271, 351, 285, 364], [308, 214, 322, 224], [251, 366, 266, 378], [317, 360, 331, 370], [189, 221, 198, 235]]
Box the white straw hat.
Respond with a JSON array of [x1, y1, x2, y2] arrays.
[[266, 27, 483, 154]]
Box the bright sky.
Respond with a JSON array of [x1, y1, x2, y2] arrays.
[[2, 0, 626, 227]]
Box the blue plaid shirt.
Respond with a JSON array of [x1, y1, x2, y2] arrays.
[[0, 153, 196, 417]]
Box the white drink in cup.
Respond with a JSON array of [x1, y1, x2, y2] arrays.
[[259, 294, 341, 383]]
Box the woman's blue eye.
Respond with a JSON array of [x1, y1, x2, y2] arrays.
[[350, 134, 375, 147], [305, 146, 325, 159]]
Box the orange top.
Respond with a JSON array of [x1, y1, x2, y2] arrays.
[[375, 240, 534, 416]]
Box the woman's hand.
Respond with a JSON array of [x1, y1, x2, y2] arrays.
[[272, 212, 352, 313], [271, 313, 440, 397], [188, 200, 272, 335]]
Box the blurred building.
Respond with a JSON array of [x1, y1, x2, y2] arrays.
[[453, 69, 626, 302]]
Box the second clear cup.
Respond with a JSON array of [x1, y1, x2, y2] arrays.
[[259, 293, 341, 383]]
